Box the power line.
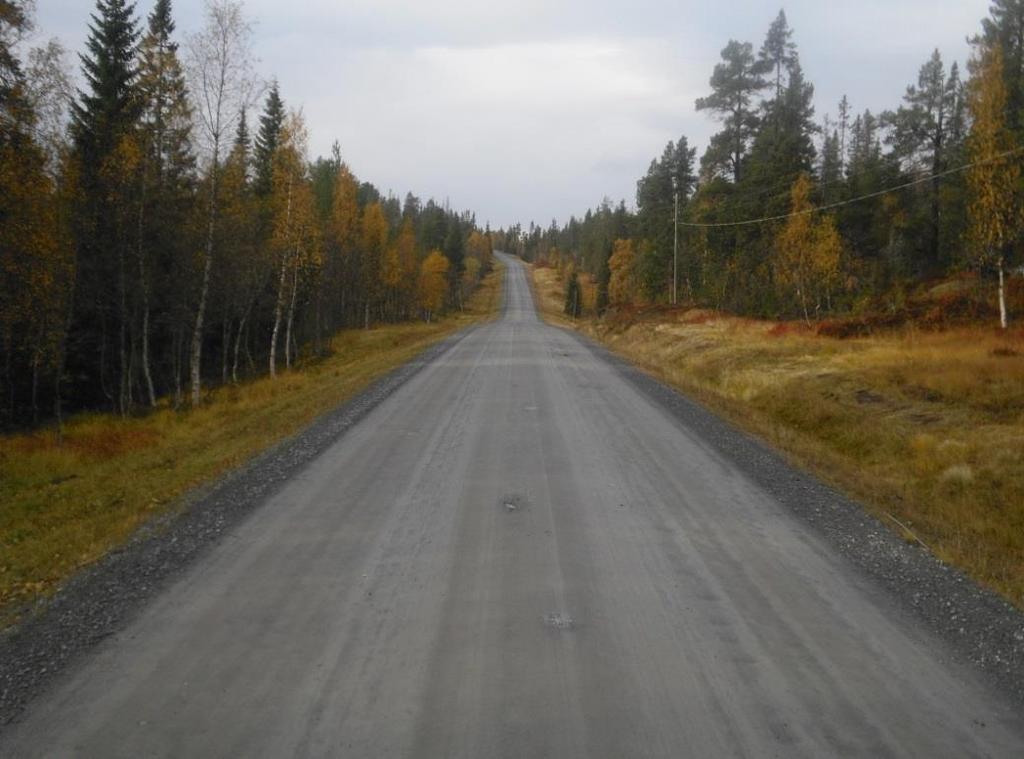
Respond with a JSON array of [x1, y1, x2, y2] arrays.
[[710, 157, 929, 209], [679, 147, 1024, 229]]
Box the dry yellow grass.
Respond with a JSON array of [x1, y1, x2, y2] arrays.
[[530, 262, 598, 326], [532, 264, 1024, 606], [0, 265, 504, 625]]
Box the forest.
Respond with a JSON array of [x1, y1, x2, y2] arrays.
[[0, 0, 494, 429], [496, 4, 1023, 330]]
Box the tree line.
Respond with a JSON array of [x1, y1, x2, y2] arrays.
[[0, 0, 493, 429], [496, 4, 1023, 327]]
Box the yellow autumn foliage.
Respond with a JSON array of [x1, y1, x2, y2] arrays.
[[418, 249, 450, 320]]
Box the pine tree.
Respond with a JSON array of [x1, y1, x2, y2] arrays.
[[696, 40, 767, 182]]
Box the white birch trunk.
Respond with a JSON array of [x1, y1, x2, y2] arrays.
[[285, 263, 298, 370], [269, 172, 294, 378], [269, 254, 288, 378], [190, 143, 219, 406], [137, 177, 157, 408], [187, 0, 255, 404], [232, 298, 252, 383], [998, 255, 1008, 330]]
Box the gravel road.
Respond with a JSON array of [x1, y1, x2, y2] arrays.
[[1, 253, 1022, 757]]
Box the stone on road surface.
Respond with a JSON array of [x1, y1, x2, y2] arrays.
[[3, 254, 1022, 757]]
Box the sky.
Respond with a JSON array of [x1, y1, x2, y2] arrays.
[[35, 0, 991, 229]]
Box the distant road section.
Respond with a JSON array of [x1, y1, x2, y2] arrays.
[[2, 254, 1022, 757]]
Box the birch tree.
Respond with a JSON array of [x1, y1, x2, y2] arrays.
[[967, 45, 1022, 329], [186, 0, 254, 405], [418, 250, 449, 322], [608, 238, 638, 305], [269, 111, 319, 376], [774, 174, 843, 324]]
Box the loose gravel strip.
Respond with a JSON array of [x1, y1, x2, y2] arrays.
[[575, 331, 1024, 707], [0, 329, 472, 728]]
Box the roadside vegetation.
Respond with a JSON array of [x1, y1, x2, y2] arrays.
[[0, 265, 503, 627], [533, 263, 1024, 607], [497, 6, 1023, 335], [0, 0, 504, 626], [1, 0, 496, 430], [516, 0, 1024, 609]]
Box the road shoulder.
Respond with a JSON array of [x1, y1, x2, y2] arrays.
[[0, 327, 477, 729], [565, 325, 1024, 708]]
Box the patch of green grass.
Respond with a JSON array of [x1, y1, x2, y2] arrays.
[[0, 265, 504, 626]]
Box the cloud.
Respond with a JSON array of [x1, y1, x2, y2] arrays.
[[35, 0, 993, 227], [282, 37, 709, 226]]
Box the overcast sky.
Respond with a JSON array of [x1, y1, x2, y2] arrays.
[[36, 0, 989, 228]]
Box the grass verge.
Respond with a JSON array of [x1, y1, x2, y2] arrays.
[[532, 264, 1024, 607], [0, 264, 504, 627]]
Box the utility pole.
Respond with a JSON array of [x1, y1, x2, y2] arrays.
[[672, 176, 679, 306]]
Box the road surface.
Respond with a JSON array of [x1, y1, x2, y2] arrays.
[[3, 254, 1022, 757]]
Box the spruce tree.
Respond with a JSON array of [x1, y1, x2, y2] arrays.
[[232, 107, 250, 167], [564, 271, 582, 318], [135, 0, 193, 406], [72, 0, 140, 172], [636, 141, 683, 296], [138, 0, 192, 184], [69, 0, 141, 412], [741, 55, 817, 229], [820, 128, 842, 197], [758, 10, 797, 103], [0, 0, 33, 144], [885, 50, 963, 271], [837, 94, 850, 172], [976, 0, 1024, 136], [672, 135, 697, 201], [444, 216, 465, 305], [254, 81, 284, 195]]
